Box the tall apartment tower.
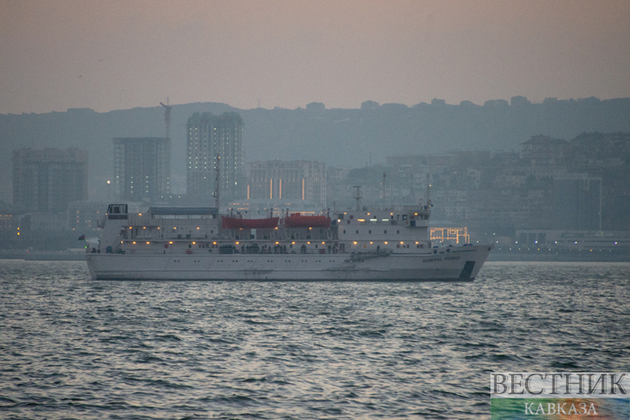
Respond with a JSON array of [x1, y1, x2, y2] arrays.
[[13, 148, 88, 212], [248, 160, 327, 207], [187, 112, 244, 203], [113, 137, 171, 203]]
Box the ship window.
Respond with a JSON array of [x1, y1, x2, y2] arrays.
[[343, 230, 346, 234], [384, 230, 387, 234], [369, 230, 371, 234], [356, 230, 359, 234]]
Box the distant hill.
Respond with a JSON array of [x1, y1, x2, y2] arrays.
[[1, 97, 629, 201]]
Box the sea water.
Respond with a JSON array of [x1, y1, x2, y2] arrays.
[[1, 260, 628, 419]]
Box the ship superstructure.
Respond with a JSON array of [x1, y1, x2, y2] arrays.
[[86, 203, 492, 281]]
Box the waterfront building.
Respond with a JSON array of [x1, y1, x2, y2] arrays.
[[66, 201, 106, 232], [113, 137, 171, 203], [13, 148, 88, 212], [248, 160, 327, 208], [553, 174, 602, 231], [187, 112, 244, 203]]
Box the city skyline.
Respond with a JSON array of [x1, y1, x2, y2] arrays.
[[1, 1, 629, 115]]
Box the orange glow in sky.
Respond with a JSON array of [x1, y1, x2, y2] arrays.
[[1, 0, 629, 114]]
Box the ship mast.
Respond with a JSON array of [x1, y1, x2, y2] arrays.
[[382, 172, 386, 210], [353, 186, 363, 211], [214, 155, 220, 209]]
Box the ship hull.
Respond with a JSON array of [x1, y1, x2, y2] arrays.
[[86, 245, 493, 281]]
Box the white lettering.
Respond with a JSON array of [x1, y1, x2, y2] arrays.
[[578, 402, 587, 415], [557, 402, 566, 414], [524, 403, 535, 415]]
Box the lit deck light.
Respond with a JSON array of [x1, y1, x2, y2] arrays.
[[132, 242, 136, 244], [146, 242, 150, 245]]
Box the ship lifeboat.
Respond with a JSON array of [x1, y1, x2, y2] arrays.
[[284, 213, 331, 228], [221, 216, 279, 229]]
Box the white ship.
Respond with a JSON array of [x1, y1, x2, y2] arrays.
[[86, 201, 493, 281]]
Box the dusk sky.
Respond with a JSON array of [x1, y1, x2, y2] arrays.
[[2, 0, 629, 115]]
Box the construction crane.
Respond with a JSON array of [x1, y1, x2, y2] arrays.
[[160, 98, 172, 139]]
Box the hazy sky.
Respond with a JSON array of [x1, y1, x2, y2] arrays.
[[1, 0, 629, 114]]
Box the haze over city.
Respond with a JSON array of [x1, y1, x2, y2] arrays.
[[2, 3, 630, 419], [2, 0, 629, 115]]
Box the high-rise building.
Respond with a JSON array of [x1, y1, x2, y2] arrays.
[[13, 148, 88, 212], [187, 112, 244, 204], [248, 160, 327, 207], [113, 137, 171, 203]]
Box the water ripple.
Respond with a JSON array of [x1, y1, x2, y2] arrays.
[[0, 260, 628, 419]]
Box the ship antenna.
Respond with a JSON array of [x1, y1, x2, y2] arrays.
[[353, 186, 363, 211], [382, 172, 386, 210], [214, 155, 220, 209]]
